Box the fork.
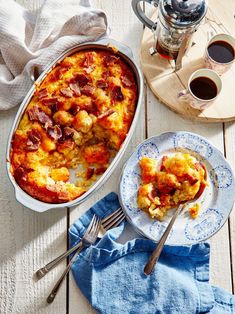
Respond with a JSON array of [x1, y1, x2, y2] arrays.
[[47, 214, 101, 304], [47, 207, 125, 303], [36, 207, 125, 280]]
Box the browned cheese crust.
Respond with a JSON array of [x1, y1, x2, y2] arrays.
[[10, 49, 137, 203]]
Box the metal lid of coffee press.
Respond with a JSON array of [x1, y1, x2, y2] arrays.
[[160, 0, 208, 28]]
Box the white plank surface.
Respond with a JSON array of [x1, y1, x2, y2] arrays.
[[224, 122, 235, 293], [68, 0, 146, 312], [0, 2, 67, 314], [0, 1, 234, 313], [0, 109, 67, 314]]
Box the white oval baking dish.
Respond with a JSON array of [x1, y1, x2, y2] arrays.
[[6, 38, 143, 212]]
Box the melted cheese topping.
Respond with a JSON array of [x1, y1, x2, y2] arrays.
[[10, 49, 137, 203]]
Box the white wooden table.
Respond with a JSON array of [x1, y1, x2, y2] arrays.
[[0, 1, 234, 313]]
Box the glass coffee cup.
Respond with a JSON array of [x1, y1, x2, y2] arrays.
[[204, 33, 235, 75], [178, 69, 222, 110]]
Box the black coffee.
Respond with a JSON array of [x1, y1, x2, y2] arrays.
[[208, 40, 235, 63], [190, 77, 217, 100], [156, 40, 179, 60]]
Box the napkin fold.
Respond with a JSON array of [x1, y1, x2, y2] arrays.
[[0, 0, 108, 110], [69, 192, 235, 314]]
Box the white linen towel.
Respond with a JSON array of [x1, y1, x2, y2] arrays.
[[0, 0, 108, 110]]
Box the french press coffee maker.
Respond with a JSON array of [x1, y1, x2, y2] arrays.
[[132, 0, 208, 70]]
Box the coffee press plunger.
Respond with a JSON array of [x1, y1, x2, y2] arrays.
[[132, 0, 208, 70]]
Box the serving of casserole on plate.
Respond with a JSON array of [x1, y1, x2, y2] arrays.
[[8, 40, 143, 208], [119, 132, 235, 245], [137, 153, 208, 220]]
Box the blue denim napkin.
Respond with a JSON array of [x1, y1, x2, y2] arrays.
[[69, 192, 235, 314]]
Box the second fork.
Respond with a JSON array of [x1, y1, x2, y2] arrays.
[[36, 207, 125, 280]]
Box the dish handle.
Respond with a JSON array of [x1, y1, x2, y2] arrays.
[[15, 189, 52, 212], [95, 38, 134, 59]]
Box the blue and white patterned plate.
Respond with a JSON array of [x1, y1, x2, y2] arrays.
[[119, 132, 235, 245]]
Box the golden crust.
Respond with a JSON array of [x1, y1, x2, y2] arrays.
[[11, 49, 137, 203]]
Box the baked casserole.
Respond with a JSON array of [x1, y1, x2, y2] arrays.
[[10, 49, 137, 203], [137, 153, 207, 220]]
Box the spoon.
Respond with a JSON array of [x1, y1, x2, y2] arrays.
[[144, 164, 207, 275]]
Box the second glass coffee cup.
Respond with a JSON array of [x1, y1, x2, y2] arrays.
[[204, 33, 235, 75], [178, 69, 222, 110]]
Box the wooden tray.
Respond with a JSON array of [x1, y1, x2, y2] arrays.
[[140, 0, 235, 122]]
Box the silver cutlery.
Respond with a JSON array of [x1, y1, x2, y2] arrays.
[[101, 207, 125, 230], [47, 214, 101, 304], [144, 204, 184, 275], [36, 206, 125, 280], [144, 168, 207, 275], [46, 207, 125, 303]]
